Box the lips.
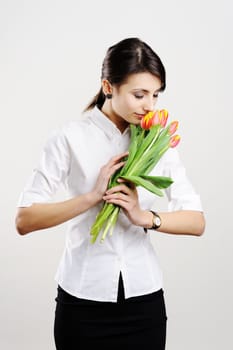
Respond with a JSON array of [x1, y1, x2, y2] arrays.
[[134, 113, 146, 118]]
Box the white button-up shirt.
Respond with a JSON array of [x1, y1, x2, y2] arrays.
[[17, 106, 203, 302]]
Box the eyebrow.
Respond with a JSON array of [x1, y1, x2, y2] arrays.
[[131, 88, 162, 93]]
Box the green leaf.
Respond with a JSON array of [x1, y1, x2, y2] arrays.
[[134, 124, 161, 161], [140, 175, 173, 188], [126, 125, 161, 174], [120, 175, 164, 196]]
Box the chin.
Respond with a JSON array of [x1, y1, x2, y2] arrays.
[[133, 118, 141, 125]]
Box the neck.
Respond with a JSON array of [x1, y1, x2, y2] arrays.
[[101, 103, 129, 133]]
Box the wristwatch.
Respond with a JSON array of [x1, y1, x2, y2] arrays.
[[150, 210, 162, 229], [144, 210, 161, 233]]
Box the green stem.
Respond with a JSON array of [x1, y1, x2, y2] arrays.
[[100, 206, 120, 243], [126, 126, 161, 175]]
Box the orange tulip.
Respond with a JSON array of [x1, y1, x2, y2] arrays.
[[140, 111, 156, 129], [151, 110, 161, 126], [141, 109, 169, 130], [159, 109, 169, 127], [170, 135, 181, 148], [168, 121, 179, 135]]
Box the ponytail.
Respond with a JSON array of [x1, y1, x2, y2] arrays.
[[84, 87, 106, 112]]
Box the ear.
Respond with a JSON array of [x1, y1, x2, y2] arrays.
[[102, 79, 113, 96]]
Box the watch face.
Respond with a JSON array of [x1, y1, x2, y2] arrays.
[[155, 217, 160, 226], [154, 217, 161, 226]]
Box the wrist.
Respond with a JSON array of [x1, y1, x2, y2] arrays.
[[86, 191, 102, 206], [143, 210, 162, 233], [136, 210, 154, 229]]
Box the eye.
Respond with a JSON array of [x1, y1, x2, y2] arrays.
[[134, 94, 144, 99], [133, 93, 159, 99]]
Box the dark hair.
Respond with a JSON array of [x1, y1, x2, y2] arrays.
[[84, 37, 166, 111]]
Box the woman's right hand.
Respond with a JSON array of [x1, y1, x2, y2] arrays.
[[16, 151, 129, 235], [91, 151, 129, 202]]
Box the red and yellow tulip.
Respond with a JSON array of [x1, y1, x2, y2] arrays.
[[140, 109, 169, 129], [140, 111, 156, 129], [168, 121, 179, 135], [158, 109, 169, 127], [170, 134, 181, 148]]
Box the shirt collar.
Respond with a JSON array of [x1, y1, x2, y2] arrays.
[[89, 106, 130, 139]]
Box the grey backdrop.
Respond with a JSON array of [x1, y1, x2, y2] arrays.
[[0, 0, 232, 349]]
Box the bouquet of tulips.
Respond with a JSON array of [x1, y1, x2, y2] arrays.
[[90, 109, 180, 243]]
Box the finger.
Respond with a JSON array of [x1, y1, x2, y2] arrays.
[[108, 151, 129, 166], [107, 161, 126, 177], [105, 184, 131, 195], [117, 178, 136, 189], [103, 193, 130, 203], [117, 178, 125, 183]]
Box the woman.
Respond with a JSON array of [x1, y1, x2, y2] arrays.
[[15, 37, 205, 349]]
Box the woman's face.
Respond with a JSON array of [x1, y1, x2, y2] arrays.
[[102, 72, 162, 132]]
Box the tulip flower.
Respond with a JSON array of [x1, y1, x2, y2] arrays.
[[168, 121, 179, 135], [140, 109, 169, 130], [140, 111, 156, 129], [170, 134, 181, 148], [90, 109, 181, 243], [158, 109, 169, 127], [151, 110, 161, 126]]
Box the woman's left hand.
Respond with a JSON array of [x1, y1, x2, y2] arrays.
[[102, 178, 144, 226]]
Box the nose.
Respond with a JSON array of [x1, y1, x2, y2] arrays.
[[143, 96, 154, 112]]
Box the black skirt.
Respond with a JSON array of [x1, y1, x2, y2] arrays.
[[54, 273, 167, 349]]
